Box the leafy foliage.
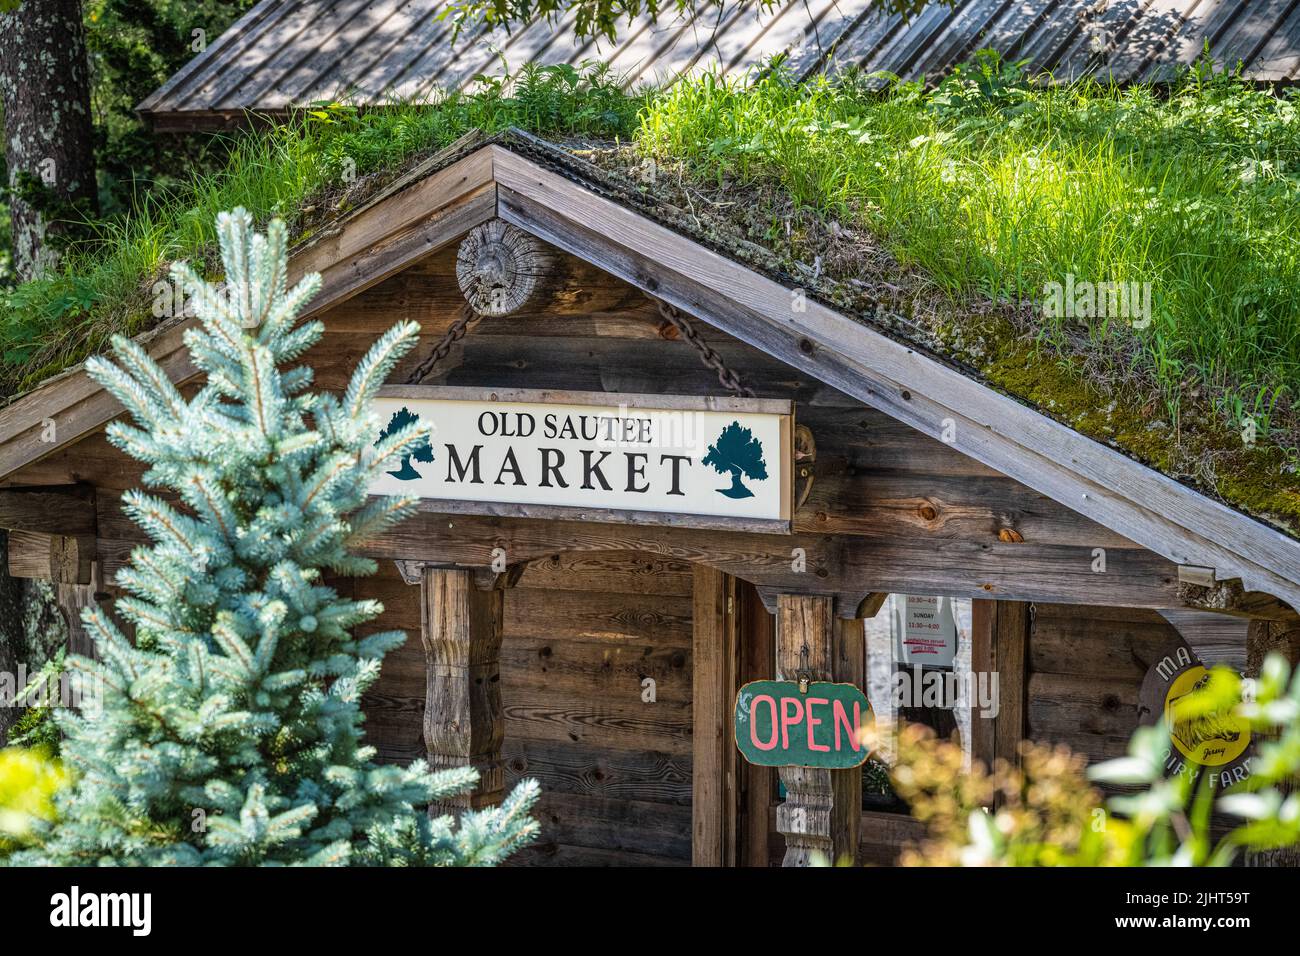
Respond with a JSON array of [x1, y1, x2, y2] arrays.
[[442, 0, 952, 43], [443, 0, 723, 45], [1089, 658, 1300, 865], [0, 747, 68, 857], [8, 209, 539, 866], [86, 0, 255, 218], [876, 652, 1300, 866], [6, 649, 68, 753], [884, 724, 1126, 866], [0, 2, 255, 287]]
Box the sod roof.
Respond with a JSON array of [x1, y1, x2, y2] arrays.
[[4, 125, 1300, 615]]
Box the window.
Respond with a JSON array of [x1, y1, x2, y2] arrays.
[[863, 595, 974, 806]]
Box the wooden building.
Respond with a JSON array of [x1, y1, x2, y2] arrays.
[[1, 131, 1297, 866]]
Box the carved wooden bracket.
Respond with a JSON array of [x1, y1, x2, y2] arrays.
[[7, 529, 95, 584], [754, 584, 885, 621], [394, 558, 528, 591], [393, 559, 424, 586], [455, 219, 556, 316], [1179, 576, 1299, 622], [794, 424, 816, 511]]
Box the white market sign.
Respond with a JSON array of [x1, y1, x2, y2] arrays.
[[370, 386, 794, 532]]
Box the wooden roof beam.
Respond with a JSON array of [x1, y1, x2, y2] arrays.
[[489, 143, 1300, 614], [0, 484, 96, 536], [335, 510, 1193, 616]]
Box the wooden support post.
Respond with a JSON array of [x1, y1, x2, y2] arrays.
[[420, 567, 505, 813], [692, 564, 737, 866], [737, 581, 775, 867], [994, 601, 1030, 771], [969, 601, 997, 771], [57, 562, 105, 659], [775, 594, 861, 866], [832, 616, 865, 863], [972, 600, 1030, 774]]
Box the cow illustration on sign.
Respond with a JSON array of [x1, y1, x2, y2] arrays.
[[702, 421, 768, 499], [375, 406, 434, 480], [1166, 668, 1249, 766]]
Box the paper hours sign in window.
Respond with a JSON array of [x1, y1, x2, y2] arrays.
[[893, 595, 958, 669], [369, 386, 794, 533]]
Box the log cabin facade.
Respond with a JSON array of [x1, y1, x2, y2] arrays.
[[1, 131, 1297, 866]]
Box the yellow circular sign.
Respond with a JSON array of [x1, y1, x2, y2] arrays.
[[1163, 666, 1250, 766]]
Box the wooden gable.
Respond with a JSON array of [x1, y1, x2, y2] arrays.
[[3, 140, 1294, 868], [0, 134, 1296, 620]]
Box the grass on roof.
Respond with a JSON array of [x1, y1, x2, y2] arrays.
[[0, 62, 645, 392], [4, 56, 1299, 525], [641, 54, 1300, 446]]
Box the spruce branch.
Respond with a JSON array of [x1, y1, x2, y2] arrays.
[[14, 209, 537, 868]]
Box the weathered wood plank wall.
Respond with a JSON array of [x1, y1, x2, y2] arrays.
[[1026, 603, 1181, 765], [0, 235, 1241, 867], [356, 552, 695, 866]]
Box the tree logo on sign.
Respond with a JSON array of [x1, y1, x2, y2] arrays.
[[702, 421, 767, 499], [375, 407, 434, 480]]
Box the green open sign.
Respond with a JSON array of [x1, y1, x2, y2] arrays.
[[734, 679, 873, 769]]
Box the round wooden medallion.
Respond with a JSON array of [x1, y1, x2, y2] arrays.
[[455, 220, 554, 316]]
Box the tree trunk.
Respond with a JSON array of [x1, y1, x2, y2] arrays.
[[0, 0, 98, 280], [0, 0, 95, 739]]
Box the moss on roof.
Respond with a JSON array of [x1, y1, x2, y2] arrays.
[[560, 137, 1300, 539], [4, 61, 1299, 538]]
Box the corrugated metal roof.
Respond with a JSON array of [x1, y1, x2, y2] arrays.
[[139, 0, 1300, 129], [801, 0, 1300, 85], [138, 0, 857, 128]]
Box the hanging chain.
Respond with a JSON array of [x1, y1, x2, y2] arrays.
[[404, 298, 753, 395], [655, 299, 755, 398], [405, 302, 480, 385]]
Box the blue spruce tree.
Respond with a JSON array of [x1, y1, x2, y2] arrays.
[[13, 209, 538, 866]]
